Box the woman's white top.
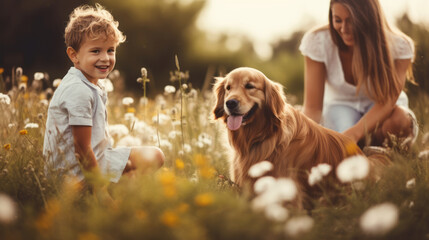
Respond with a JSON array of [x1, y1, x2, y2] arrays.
[[299, 28, 414, 113]]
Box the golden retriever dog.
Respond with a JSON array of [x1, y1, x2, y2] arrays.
[[212, 67, 383, 207]]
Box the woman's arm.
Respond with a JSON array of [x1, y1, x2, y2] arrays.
[[302, 56, 327, 123], [343, 58, 411, 142], [72, 125, 99, 171]]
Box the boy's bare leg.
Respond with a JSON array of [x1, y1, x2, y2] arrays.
[[122, 146, 165, 176]]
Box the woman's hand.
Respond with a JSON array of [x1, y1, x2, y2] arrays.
[[342, 127, 361, 143], [343, 100, 396, 144]]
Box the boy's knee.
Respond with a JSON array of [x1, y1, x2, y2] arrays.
[[153, 147, 165, 167], [381, 107, 412, 137]]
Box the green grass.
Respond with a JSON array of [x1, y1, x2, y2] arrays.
[[1, 68, 429, 240]]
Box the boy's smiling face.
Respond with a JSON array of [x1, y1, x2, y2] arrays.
[[67, 36, 117, 84]]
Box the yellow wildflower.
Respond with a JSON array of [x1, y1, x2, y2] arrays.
[[195, 193, 214, 207], [78, 232, 100, 240], [200, 166, 216, 179], [21, 75, 28, 82], [194, 154, 207, 167], [63, 176, 83, 193], [19, 129, 28, 135], [175, 158, 185, 170], [158, 170, 176, 186], [163, 185, 177, 198], [176, 203, 189, 213], [135, 210, 147, 220], [160, 210, 179, 227], [3, 143, 11, 150], [126, 107, 136, 113], [35, 199, 61, 232], [0, 68, 4, 74], [345, 142, 360, 156]]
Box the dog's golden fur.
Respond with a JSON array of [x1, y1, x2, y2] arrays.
[[213, 67, 371, 206]]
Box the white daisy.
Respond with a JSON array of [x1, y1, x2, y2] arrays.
[[336, 155, 370, 183], [24, 123, 39, 129], [264, 203, 289, 222], [0, 194, 17, 224], [274, 178, 298, 202], [141, 67, 147, 78], [254, 176, 276, 195], [139, 97, 148, 106], [0, 93, 11, 105], [124, 112, 135, 121], [164, 85, 176, 94], [132, 121, 157, 143], [40, 99, 49, 106], [34, 72, 44, 81], [109, 124, 129, 139], [122, 97, 134, 106], [198, 133, 213, 145], [152, 113, 171, 126], [183, 144, 192, 153], [248, 161, 273, 178], [284, 215, 314, 237], [168, 131, 182, 139], [159, 139, 173, 151], [360, 202, 399, 236], [98, 78, 114, 92], [418, 150, 429, 160], [52, 78, 62, 88], [308, 163, 332, 186], [406, 178, 416, 189], [117, 135, 142, 147], [252, 178, 297, 210]]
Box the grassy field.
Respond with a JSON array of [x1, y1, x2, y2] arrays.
[[1, 67, 429, 240]]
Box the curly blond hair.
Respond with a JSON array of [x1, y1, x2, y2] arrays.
[[64, 3, 126, 51]]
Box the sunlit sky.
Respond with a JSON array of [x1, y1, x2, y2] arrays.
[[196, 0, 429, 59]]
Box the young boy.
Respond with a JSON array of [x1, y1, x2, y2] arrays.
[[43, 4, 164, 183]]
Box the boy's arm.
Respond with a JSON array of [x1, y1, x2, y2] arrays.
[[72, 125, 99, 172]]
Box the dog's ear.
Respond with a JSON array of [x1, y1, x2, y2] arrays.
[[264, 78, 286, 120], [212, 76, 226, 119]]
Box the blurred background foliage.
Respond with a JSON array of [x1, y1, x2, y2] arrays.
[[0, 0, 428, 100]]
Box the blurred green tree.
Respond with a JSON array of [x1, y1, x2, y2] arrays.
[[97, 0, 206, 94], [1, 1, 427, 100], [0, 0, 88, 80], [397, 14, 429, 94]]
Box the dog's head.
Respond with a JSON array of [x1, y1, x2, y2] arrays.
[[213, 67, 286, 131]]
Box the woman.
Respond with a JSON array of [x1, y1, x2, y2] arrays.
[[299, 0, 418, 147]]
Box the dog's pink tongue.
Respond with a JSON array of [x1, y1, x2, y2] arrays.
[[227, 115, 243, 131]]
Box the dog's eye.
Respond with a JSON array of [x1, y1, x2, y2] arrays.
[[226, 85, 231, 91], [245, 83, 255, 89]]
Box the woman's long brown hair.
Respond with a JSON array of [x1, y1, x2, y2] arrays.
[[328, 0, 414, 104]]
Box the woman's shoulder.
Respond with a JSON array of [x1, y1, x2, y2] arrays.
[[300, 26, 333, 62], [306, 26, 330, 36], [302, 26, 331, 43], [388, 31, 415, 60]]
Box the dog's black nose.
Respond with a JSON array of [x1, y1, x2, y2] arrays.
[[226, 99, 239, 110]]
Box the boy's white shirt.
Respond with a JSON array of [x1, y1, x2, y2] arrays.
[[43, 67, 127, 182]]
